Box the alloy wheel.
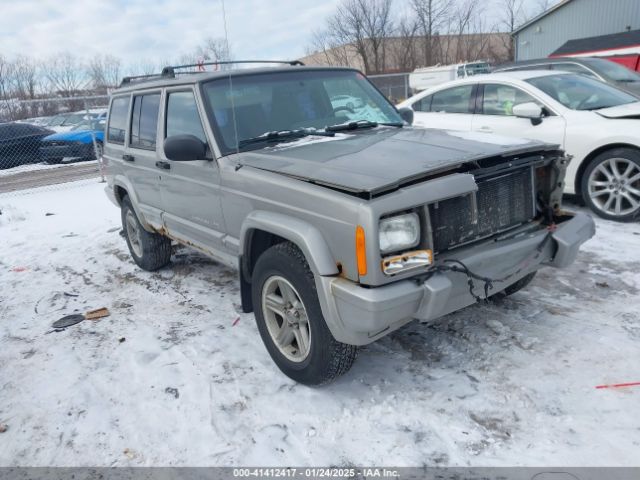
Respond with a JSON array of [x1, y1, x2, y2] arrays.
[[587, 157, 640, 217], [261, 275, 312, 363]]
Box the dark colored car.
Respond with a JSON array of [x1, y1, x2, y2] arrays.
[[0, 123, 54, 170], [39, 119, 105, 164], [494, 57, 640, 97]]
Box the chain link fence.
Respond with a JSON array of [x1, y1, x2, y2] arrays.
[[0, 95, 108, 196], [368, 72, 411, 105]]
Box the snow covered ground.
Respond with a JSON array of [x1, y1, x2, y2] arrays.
[[1, 181, 639, 467], [0, 159, 98, 178]]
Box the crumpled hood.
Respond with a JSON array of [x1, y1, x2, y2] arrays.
[[236, 127, 557, 195], [596, 101, 640, 119]]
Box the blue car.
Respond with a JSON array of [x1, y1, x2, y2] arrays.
[[40, 118, 105, 164]]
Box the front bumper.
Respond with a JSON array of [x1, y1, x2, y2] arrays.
[[317, 212, 596, 346], [40, 143, 94, 161]]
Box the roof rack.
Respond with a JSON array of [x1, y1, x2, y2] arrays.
[[119, 73, 167, 86], [160, 59, 304, 76], [119, 60, 305, 87]]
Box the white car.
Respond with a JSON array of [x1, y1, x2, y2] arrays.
[[398, 71, 640, 221]]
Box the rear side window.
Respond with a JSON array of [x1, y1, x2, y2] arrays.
[[130, 93, 160, 149], [165, 91, 207, 143], [107, 97, 130, 144], [431, 85, 474, 113]]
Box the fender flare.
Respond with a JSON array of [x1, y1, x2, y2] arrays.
[[239, 211, 339, 276], [111, 175, 154, 232]]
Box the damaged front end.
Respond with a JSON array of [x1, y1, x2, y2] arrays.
[[428, 149, 570, 256]]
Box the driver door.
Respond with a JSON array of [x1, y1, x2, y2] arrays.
[[158, 87, 227, 256]]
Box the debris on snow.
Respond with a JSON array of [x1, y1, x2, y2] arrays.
[[165, 387, 180, 399]]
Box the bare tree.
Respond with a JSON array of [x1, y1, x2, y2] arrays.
[[196, 37, 232, 65], [410, 0, 454, 67], [495, 0, 526, 59], [88, 54, 122, 90], [324, 0, 394, 74], [45, 52, 87, 96], [306, 28, 355, 67], [0, 55, 11, 100], [390, 18, 420, 72]]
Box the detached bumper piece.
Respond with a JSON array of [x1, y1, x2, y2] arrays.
[[323, 212, 595, 346]]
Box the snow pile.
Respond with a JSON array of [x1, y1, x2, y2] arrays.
[[0, 181, 639, 466]]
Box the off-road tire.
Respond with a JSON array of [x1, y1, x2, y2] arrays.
[[252, 241, 357, 385], [121, 195, 171, 271]]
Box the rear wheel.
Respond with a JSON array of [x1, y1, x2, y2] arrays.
[[251, 242, 357, 385], [581, 148, 640, 221], [121, 195, 172, 271]]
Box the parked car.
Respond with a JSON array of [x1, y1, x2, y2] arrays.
[[0, 122, 54, 170], [104, 62, 594, 385], [410, 61, 491, 92], [397, 70, 640, 221], [44, 110, 106, 133], [494, 57, 640, 97], [40, 118, 105, 164]]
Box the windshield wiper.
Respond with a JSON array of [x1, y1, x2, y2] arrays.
[[237, 129, 334, 149], [325, 119, 403, 132], [325, 120, 379, 132]]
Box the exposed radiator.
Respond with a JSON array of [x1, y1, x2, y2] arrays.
[[429, 166, 536, 253]]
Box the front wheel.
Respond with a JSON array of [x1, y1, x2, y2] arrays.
[[251, 242, 357, 385], [121, 195, 172, 271], [581, 148, 640, 221]]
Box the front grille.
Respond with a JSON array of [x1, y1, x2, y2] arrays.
[[429, 167, 535, 253]]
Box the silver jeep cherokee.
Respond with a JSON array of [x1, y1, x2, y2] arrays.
[[104, 61, 595, 385]]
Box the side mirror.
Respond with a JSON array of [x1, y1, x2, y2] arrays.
[[512, 102, 544, 125], [397, 107, 414, 125], [164, 134, 206, 161]]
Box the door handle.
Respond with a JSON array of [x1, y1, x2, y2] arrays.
[[478, 126, 493, 133], [122, 154, 135, 162], [155, 161, 171, 170]]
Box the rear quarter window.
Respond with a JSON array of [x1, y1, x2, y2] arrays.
[[130, 94, 160, 149], [107, 97, 130, 144]]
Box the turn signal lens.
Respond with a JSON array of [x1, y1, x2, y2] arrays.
[[356, 225, 367, 276]]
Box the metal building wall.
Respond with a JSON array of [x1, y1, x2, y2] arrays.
[[515, 0, 640, 60]]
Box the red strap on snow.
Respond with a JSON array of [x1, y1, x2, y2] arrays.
[[595, 382, 640, 389]]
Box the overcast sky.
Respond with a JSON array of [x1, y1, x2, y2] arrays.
[[0, 0, 549, 71], [0, 0, 342, 68]]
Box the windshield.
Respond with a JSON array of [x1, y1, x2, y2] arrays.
[[47, 115, 66, 126], [583, 58, 640, 82], [201, 69, 402, 153], [526, 73, 638, 110], [71, 119, 104, 131]]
